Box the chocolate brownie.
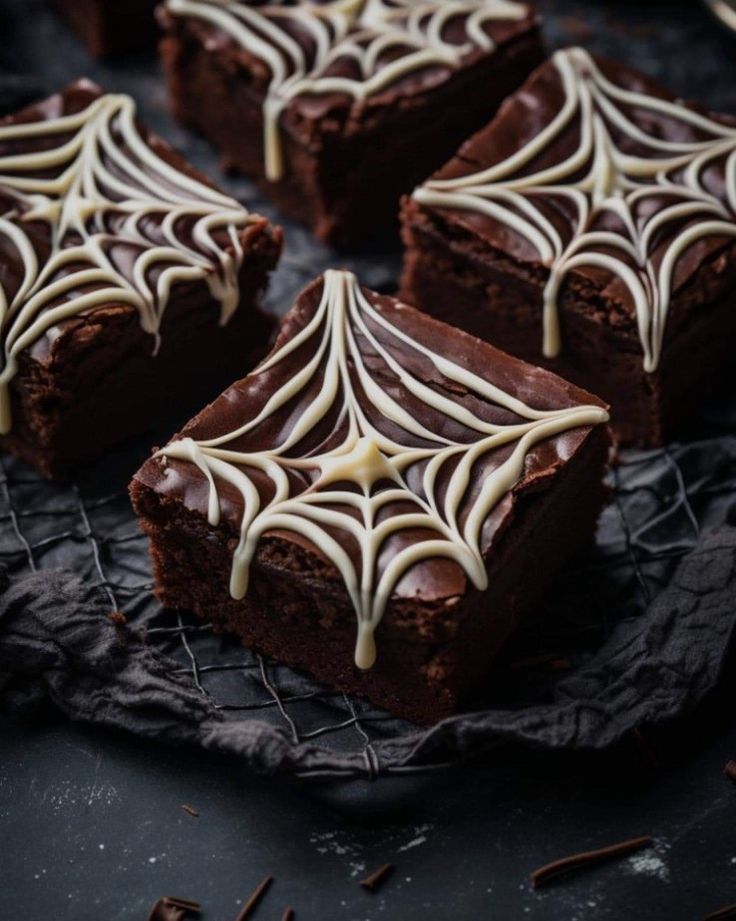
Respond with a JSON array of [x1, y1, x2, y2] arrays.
[[0, 80, 282, 479], [158, 0, 543, 249], [48, 0, 159, 57], [401, 47, 736, 446], [131, 269, 611, 725]]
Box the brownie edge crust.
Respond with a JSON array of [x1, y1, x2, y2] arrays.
[[0, 81, 282, 479], [131, 271, 611, 725], [401, 47, 736, 446], [158, 0, 543, 248]]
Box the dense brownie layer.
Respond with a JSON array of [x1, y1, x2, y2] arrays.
[[132, 270, 611, 723], [2, 230, 277, 479], [401, 204, 736, 445], [158, 0, 543, 249], [0, 81, 282, 478], [402, 47, 736, 445], [49, 0, 159, 57], [133, 425, 609, 724]]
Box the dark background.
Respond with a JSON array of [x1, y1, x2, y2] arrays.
[[2, 1, 736, 919]]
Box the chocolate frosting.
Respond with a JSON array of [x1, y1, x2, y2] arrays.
[[413, 47, 736, 372], [136, 270, 609, 668], [161, 0, 539, 179], [0, 79, 261, 434]]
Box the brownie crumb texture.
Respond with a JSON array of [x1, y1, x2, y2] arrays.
[[0, 81, 281, 477], [132, 269, 611, 722], [403, 47, 736, 445]]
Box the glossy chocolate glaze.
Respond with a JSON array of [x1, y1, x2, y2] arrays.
[[0, 80, 232, 291], [161, 1, 539, 111], [135, 273, 608, 619], [0, 79, 261, 431], [414, 49, 736, 327]]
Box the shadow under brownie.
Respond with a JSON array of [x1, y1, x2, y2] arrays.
[[131, 269, 611, 725], [48, 0, 159, 57]]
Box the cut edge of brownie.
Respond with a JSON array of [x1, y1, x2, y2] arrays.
[[2, 218, 281, 479], [0, 80, 284, 478], [157, 5, 544, 248], [400, 193, 736, 446], [130, 276, 612, 725]]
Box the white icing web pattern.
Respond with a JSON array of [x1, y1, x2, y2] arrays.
[[414, 47, 736, 373], [0, 87, 255, 434], [164, 0, 530, 180], [160, 269, 608, 669]]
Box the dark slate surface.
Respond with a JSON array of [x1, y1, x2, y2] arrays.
[[1, 1, 736, 919], [4, 708, 736, 921]]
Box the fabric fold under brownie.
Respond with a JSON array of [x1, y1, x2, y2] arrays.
[[2, 525, 736, 776]]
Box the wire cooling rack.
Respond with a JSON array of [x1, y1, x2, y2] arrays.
[[2, 414, 736, 779], [1, 84, 735, 778], [1, 177, 735, 778], [0, 0, 735, 782]]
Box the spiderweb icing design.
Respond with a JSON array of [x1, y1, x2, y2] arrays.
[[164, 0, 531, 180], [413, 47, 736, 373], [159, 269, 608, 669], [0, 86, 255, 434]]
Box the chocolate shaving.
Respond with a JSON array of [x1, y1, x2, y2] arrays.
[[531, 835, 653, 888], [147, 896, 201, 921], [703, 904, 736, 921], [234, 876, 273, 920], [181, 804, 199, 817], [724, 760, 736, 783], [281, 909, 295, 921], [360, 863, 394, 892]]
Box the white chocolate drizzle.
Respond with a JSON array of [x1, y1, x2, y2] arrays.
[[413, 47, 736, 373], [159, 269, 608, 669], [164, 0, 530, 181], [0, 87, 256, 434]]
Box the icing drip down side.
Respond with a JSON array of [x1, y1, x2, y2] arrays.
[[0, 86, 255, 434], [413, 47, 736, 373], [158, 269, 609, 670], [164, 0, 531, 181]]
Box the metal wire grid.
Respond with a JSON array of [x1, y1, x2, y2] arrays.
[[0, 442, 408, 777], [0, 0, 733, 780], [2, 430, 735, 779]]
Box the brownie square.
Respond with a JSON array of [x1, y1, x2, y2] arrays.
[[158, 0, 543, 249], [49, 0, 159, 57], [131, 269, 611, 725], [401, 47, 736, 446], [0, 80, 282, 479]]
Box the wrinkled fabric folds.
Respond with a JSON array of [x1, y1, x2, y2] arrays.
[[1, 527, 735, 778]]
